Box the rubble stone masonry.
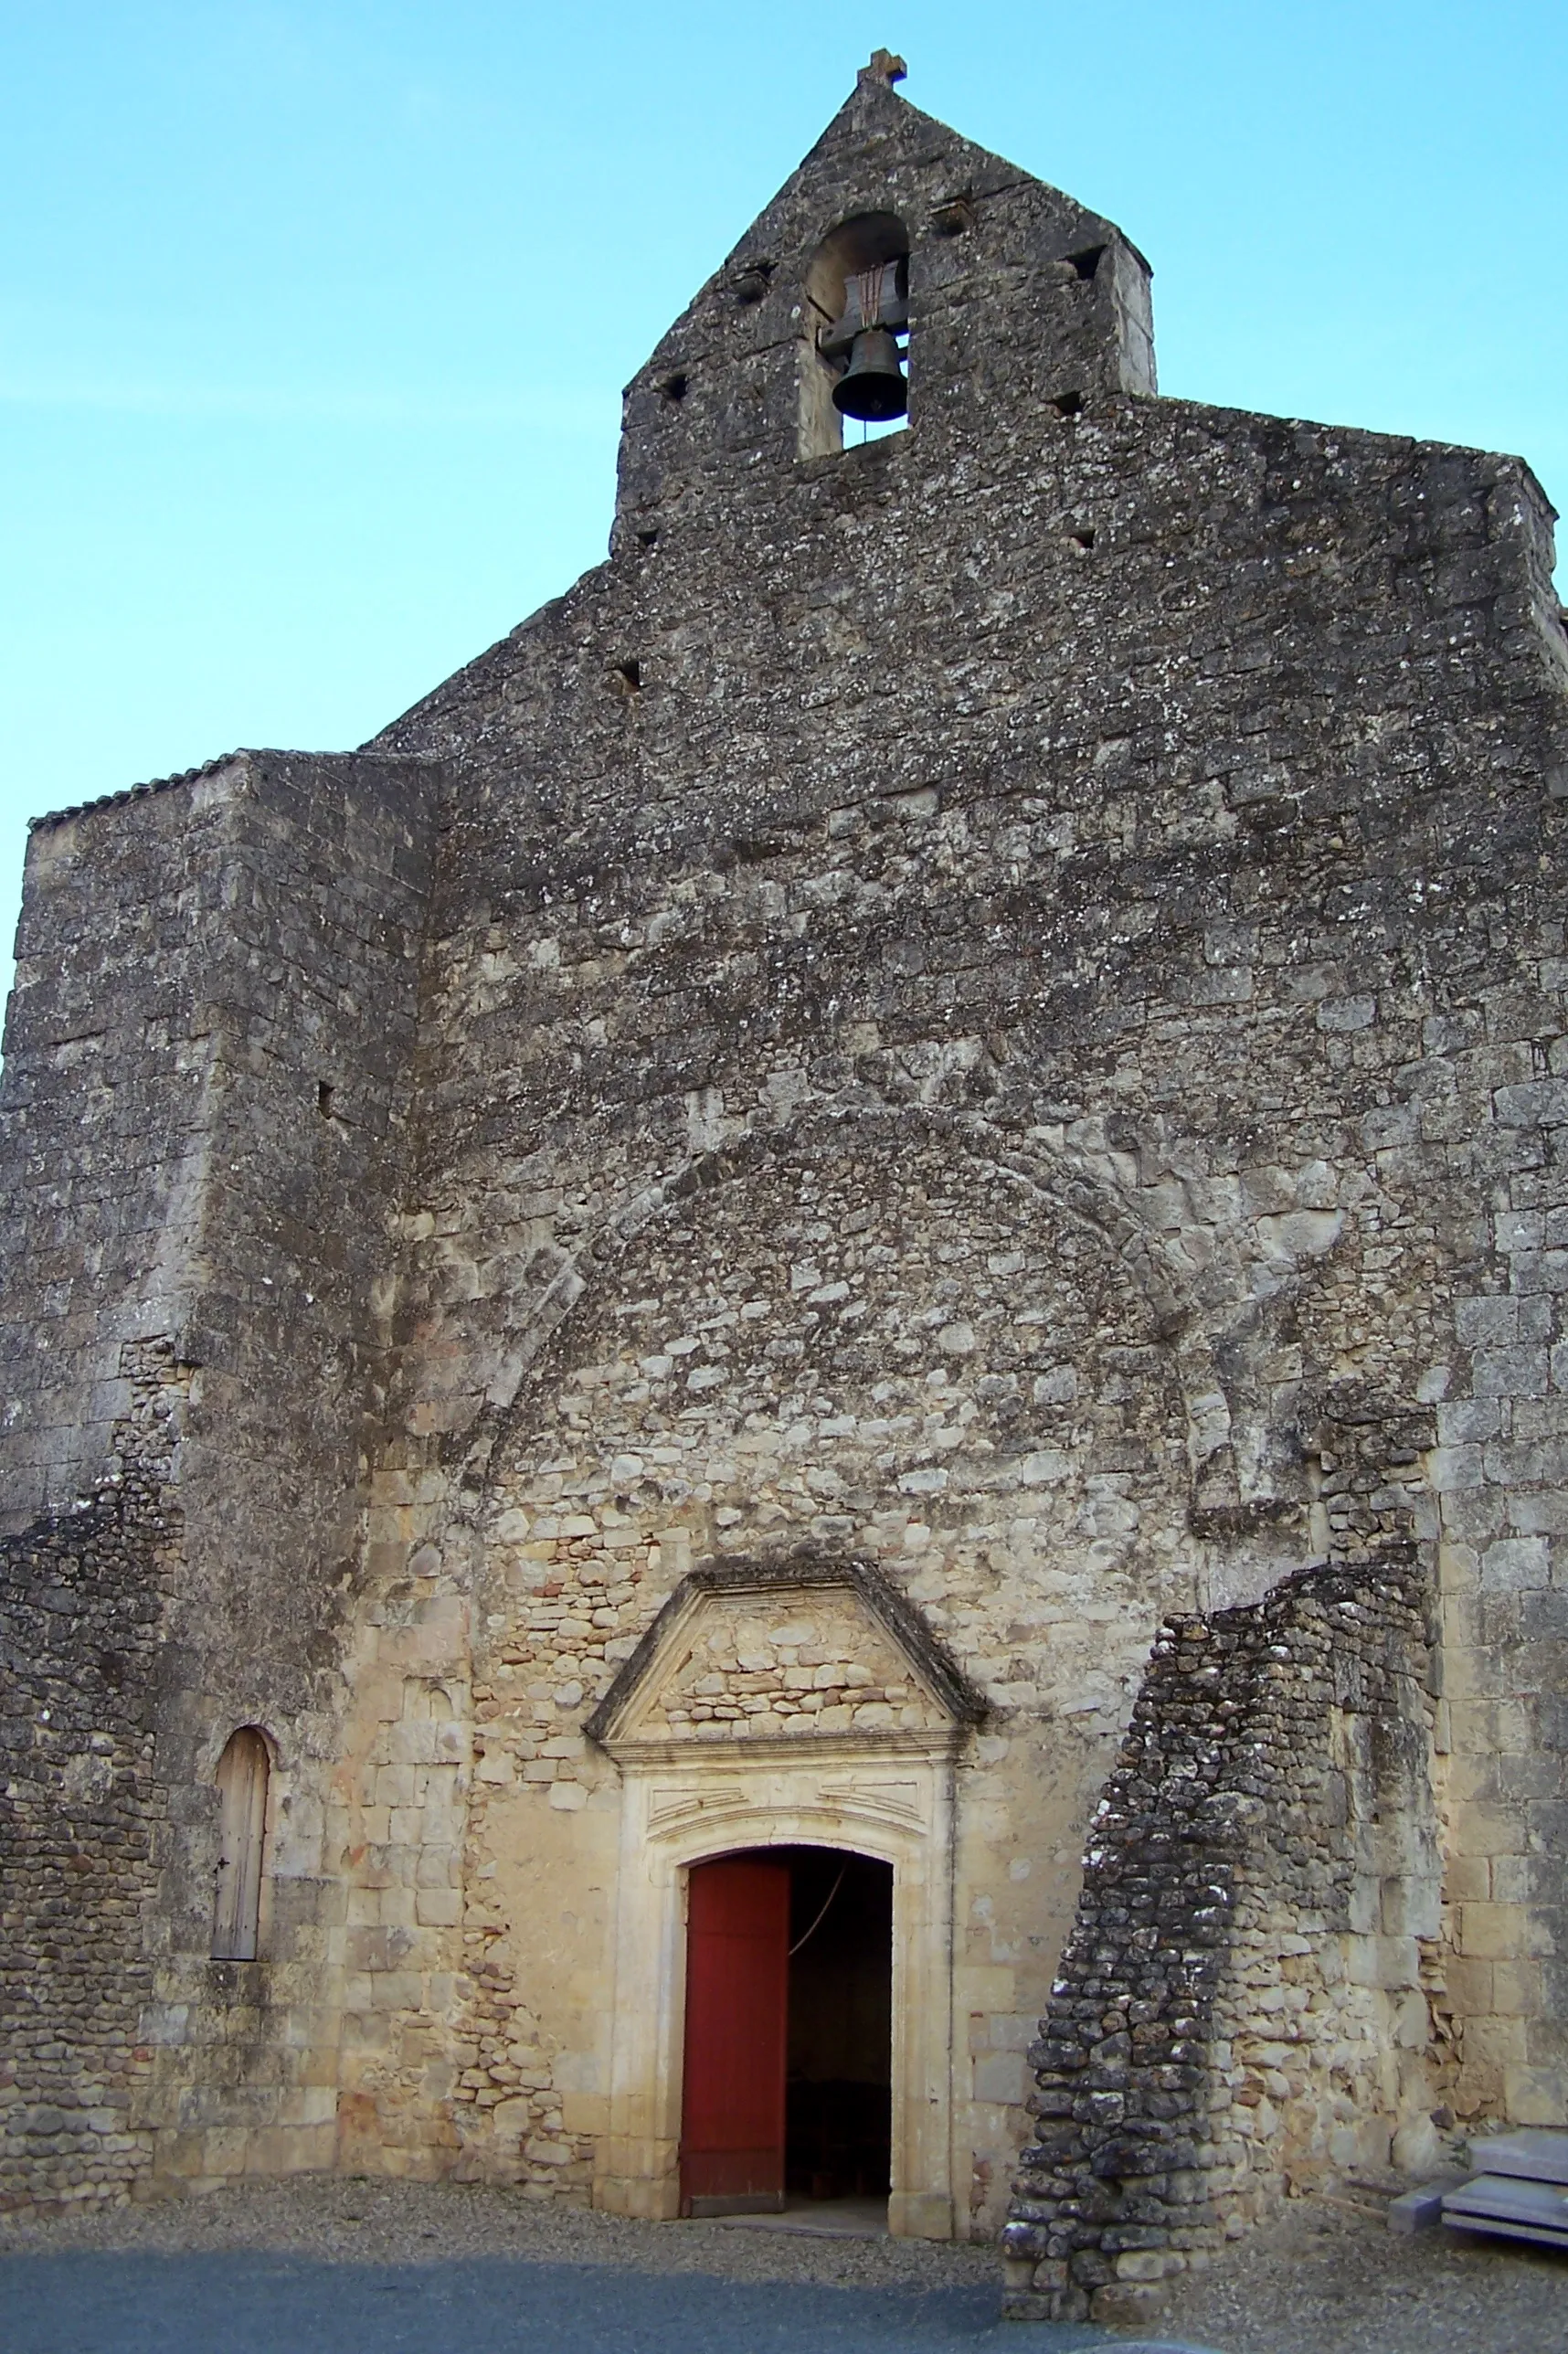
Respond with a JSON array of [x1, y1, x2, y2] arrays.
[[0, 1343, 182, 2210], [1002, 1526, 1439, 2323]]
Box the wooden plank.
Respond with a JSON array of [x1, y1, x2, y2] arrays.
[[212, 1727, 269, 1961]]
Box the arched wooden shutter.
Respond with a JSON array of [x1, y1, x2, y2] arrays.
[[212, 1727, 269, 1960]]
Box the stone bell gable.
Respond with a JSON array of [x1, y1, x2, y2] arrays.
[[611, 48, 1153, 543]]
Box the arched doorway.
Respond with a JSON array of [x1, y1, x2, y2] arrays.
[[590, 1560, 976, 2236], [679, 1845, 894, 2219]]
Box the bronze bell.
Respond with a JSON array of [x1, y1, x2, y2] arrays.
[[821, 257, 909, 423], [833, 327, 907, 421]]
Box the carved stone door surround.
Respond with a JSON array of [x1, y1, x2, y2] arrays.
[[586, 1559, 985, 2239]]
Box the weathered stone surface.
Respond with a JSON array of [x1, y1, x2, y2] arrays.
[[1, 751, 439, 2208], [0, 1348, 179, 2211], [1001, 1539, 1437, 2317], [1, 61, 1564, 2256]]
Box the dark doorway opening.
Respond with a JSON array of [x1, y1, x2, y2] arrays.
[[678, 1846, 892, 2218], [784, 1847, 892, 2201]]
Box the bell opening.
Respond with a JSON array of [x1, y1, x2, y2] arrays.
[[800, 213, 910, 459]]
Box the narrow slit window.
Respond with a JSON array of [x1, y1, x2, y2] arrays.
[[212, 1726, 269, 1960]]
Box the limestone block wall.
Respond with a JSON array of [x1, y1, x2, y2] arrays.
[[0, 758, 244, 1522], [132, 750, 440, 2191], [327, 1113, 1210, 2220], [365, 311, 1568, 2221], [0, 749, 441, 2203], [325, 1590, 475, 2184], [5, 69, 1567, 2246], [1436, 1170, 1568, 2122], [612, 70, 1152, 546]]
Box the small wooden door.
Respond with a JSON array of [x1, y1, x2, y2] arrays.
[[212, 1727, 269, 1960], [679, 1855, 790, 2214]]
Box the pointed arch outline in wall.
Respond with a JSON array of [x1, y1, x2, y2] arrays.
[[463, 1100, 1256, 1525], [211, 1724, 271, 1961]]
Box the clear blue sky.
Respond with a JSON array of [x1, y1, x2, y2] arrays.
[[2, 4, 1564, 967]]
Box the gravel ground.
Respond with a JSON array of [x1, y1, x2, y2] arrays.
[[1, 2175, 1563, 2353], [0, 2173, 1000, 2290], [1160, 2187, 1567, 2354]]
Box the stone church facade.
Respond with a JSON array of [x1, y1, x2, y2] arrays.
[[3, 53, 1565, 2321]]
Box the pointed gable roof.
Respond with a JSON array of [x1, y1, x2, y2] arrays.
[[613, 58, 1155, 543]]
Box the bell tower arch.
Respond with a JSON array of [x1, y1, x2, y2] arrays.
[[799, 211, 911, 457], [610, 56, 1153, 551]]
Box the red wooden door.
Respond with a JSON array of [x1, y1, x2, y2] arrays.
[[679, 1855, 790, 2214]]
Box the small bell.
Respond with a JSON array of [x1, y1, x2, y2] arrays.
[[832, 327, 907, 421], [821, 257, 910, 424]]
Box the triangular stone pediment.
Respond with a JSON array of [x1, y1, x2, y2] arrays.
[[587, 1559, 985, 1755]]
